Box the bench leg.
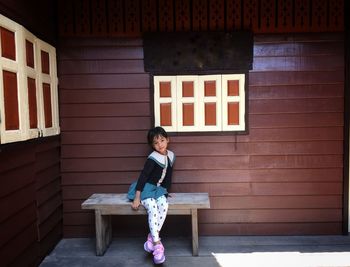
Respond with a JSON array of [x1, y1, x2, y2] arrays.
[[191, 209, 199, 256], [95, 210, 112, 256]]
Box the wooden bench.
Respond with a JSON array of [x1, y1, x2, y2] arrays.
[[81, 192, 210, 256]]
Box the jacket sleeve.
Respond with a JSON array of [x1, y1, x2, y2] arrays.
[[135, 158, 155, 191]]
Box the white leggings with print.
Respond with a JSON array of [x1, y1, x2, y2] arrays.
[[141, 195, 169, 243]]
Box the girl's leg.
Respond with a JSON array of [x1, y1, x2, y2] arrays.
[[141, 198, 161, 242], [155, 195, 169, 234]]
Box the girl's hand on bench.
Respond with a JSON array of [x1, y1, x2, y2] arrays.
[[131, 191, 141, 210], [131, 198, 141, 210]]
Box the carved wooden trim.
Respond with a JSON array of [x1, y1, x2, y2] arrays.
[[142, 0, 157, 32], [57, 0, 344, 37]]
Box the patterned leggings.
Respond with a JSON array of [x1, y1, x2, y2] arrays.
[[141, 195, 169, 243]]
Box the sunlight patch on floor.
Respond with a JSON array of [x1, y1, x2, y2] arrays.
[[212, 251, 350, 267]]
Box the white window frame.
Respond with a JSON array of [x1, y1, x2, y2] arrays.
[[153, 74, 246, 132], [0, 14, 60, 144]]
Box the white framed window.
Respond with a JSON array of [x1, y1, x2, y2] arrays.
[[153, 74, 246, 132], [0, 14, 59, 144]]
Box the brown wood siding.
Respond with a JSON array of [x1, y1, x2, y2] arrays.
[[59, 33, 344, 237], [0, 137, 61, 266]]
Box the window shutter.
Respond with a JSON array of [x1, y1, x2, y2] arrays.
[[199, 75, 221, 131], [222, 74, 245, 131], [0, 14, 60, 144], [154, 76, 177, 132], [0, 17, 27, 143], [37, 40, 60, 137], [177, 76, 198, 131]]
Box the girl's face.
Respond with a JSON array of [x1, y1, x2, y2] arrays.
[[152, 135, 169, 155]]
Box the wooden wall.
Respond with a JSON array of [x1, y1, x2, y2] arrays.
[[0, 1, 61, 266], [59, 32, 344, 237], [0, 137, 61, 267]]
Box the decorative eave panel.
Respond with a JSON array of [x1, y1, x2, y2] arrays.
[[58, 0, 344, 37]]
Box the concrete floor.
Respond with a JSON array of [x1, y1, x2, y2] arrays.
[[39, 235, 350, 267]]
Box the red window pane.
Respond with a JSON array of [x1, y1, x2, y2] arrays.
[[183, 103, 194, 126], [43, 83, 53, 128], [1, 27, 16, 60], [204, 81, 216, 96], [2, 70, 19, 130], [159, 82, 171, 97], [228, 80, 239, 96], [26, 40, 35, 68], [41, 50, 50, 74], [228, 102, 239, 125], [205, 103, 216, 126], [28, 78, 38, 129], [160, 103, 172, 126], [182, 81, 194, 97]]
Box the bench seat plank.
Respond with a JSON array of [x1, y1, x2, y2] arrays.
[[81, 192, 210, 256], [82, 193, 210, 211]]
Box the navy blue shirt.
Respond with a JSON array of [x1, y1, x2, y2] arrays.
[[135, 150, 175, 192]]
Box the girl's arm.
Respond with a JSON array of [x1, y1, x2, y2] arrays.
[[131, 190, 141, 210]]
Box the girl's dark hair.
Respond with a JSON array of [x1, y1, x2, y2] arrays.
[[147, 126, 168, 145]]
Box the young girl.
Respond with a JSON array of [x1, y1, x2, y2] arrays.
[[129, 126, 175, 265]]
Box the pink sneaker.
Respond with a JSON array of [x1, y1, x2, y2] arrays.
[[144, 234, 154, 253], [153, 243, 165, 264]]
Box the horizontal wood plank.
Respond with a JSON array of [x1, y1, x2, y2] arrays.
[[37, 209, 63, 241], [36, 179, 62, 206], [249, 84, 343, 99], [61, 130, 147, 144], [253, 55, 344, 71], [0, 204, 36, 247], [61, 141, 343, 158], [250, 113, 343, 128], [37, 194, 62, 224], [58, 46, 143, 60], [1, 164, 35, 197], [62, 181, 341, 200], [249, 71, 344, 86], [0, 185, 36, 223], [250, 98, 343, 114], [60, 89, 150, 103], [36, 164, 61, 190], [58, 59, 145, 74], [59, 74, 149, 89], [60, 117, 151, 131], [199, 209, 342, 223], [200, 222, 342, 235], [253, 41, 344, 57], [0, 223, 37, 267], [60, 103, 151, 117], [61, 168, 343, 185]]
